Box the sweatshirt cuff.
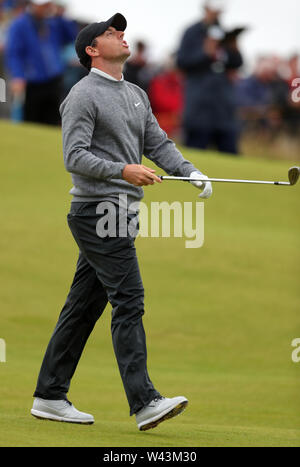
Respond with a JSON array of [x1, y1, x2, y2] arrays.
[[111, 162, 127, 180], [189, 168, 203, 177], [180, 163, 200, 178]]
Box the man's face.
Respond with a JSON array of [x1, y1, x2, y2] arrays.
[[204, 6, 221, 24], [31, 2, 53, 18], [91, 27, 131, 62]]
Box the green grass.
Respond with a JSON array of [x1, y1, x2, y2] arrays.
[[0, 120, 299, 447]]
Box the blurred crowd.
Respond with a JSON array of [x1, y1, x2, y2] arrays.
[[0, 0, 299, 156], [0, 0, 88, 124]]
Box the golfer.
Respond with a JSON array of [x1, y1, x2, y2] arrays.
[[31, 13, 213, 431]]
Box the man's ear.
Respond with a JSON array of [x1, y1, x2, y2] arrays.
[[85, 45, 98, 58]]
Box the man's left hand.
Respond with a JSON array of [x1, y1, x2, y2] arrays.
[[189, 171, 213, 199]]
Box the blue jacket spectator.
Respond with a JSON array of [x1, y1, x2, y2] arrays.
[[4, 0, 77, 126], [5, 10, 77, 83]]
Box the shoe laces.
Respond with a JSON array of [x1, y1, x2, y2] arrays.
[[153, 396, 164, 403], [136, 396, 165, 414]]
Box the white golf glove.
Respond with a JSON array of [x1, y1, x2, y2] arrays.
[[189, 171, 213, 199]]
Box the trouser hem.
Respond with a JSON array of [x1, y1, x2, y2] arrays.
[[130, 390, 161, 417], [33, 391, 68, 401]]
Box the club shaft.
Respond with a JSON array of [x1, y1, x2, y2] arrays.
[[160, 176, 290, 186]]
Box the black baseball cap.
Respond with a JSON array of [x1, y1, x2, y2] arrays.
[[75, 13, 127, 70]]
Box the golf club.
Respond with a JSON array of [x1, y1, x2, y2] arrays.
[[159, 166, 300, 187]]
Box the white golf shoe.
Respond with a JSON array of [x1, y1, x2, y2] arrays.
[[136, 395, 188, 431], [31, 398, 94, 424]]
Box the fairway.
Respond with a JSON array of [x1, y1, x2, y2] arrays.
[[0, 120, 299, 447]]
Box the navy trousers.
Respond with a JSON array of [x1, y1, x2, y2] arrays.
[[33, 202, 160, 415], [185, 128, 239, 155]]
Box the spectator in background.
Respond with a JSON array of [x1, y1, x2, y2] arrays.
[[53, 1, 88, 99], [236, 56, 290, 138], [0, 1, 8, 79], [177, 0, 243, 155], [235, 57, 275, 134], [0, 1, 28, 71], [0, 0, 28, 119], [60, 22, 89, 100], [123, 40, 154, 93], [286, 54, 300, 88], [0, 2, 7, 117], [5, 0, 77, 125], [148, 53, 183, 138], [284, 54, 300, 137]]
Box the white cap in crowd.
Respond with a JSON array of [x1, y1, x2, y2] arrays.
[[30, 0, 52, 5], [204, 0, 227, 11]]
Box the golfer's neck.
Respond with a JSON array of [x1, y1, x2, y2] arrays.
[[92, 59, 124, 81]]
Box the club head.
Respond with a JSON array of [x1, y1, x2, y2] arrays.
[[288, 166, 300, 186]]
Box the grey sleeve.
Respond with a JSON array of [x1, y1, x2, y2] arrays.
[[61, 91, 126, 180], [143, 98, 199, 177]]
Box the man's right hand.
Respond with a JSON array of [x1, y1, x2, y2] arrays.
[[203, 37, 219, 58], [122, 164, 162, 186]]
